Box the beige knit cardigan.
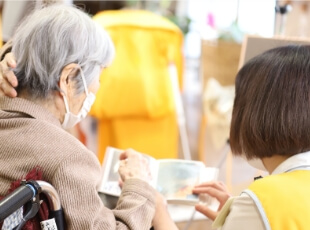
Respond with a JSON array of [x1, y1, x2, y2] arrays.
[[0, 96, 156, 229]]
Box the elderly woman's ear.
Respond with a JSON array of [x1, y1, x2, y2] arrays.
[[58, 63, 80, 98]]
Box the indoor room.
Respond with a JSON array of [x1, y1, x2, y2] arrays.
[[0, 0, 309, 230]]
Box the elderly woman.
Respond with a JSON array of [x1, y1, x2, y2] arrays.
[[0, 5, 176, 230]]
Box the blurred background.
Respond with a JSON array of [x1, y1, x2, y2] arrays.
[[1, 0, 309, 229]]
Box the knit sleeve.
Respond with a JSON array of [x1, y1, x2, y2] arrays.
[[51, 150, 156, 230]]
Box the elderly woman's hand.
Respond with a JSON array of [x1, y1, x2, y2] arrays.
[[193, 181, 231, 221], [118, 149, 152, 183], [0, 53, 18, 97]]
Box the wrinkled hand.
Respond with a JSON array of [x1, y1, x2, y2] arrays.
[[118, 149, 152, 183], [192, 181, 231, 221], [0, 53, 18, 97]]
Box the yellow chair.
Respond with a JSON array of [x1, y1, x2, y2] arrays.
[[91, 10, 184, 163]]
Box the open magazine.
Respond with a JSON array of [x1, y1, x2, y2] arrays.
[[98, 147, 219, 205]]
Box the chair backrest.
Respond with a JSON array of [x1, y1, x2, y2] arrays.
[[90, 10, 184, 120], [89, 10, 184, 161], [201, 40, 241, 89], [239, 35, 310, 69]]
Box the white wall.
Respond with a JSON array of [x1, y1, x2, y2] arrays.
[[185, 0, 276, 58]]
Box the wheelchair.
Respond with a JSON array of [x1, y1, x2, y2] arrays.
[[0, 180, 65, 230]]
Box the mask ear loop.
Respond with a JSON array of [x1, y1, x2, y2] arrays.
[[63, 95, 70, 113], [59, 65, 85, 115], [78, 66, 89, 96], [59, 67, 76, 114]]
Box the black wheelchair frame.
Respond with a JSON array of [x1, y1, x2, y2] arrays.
[[0, 180, 65, 230]]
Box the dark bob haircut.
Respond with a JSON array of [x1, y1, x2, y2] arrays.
[[230, 45, 310, 159]]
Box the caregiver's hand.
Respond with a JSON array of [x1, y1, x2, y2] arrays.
[[0, 53, 18, 97], [193, 181, 231, 220]]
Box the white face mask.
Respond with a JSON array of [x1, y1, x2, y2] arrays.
[[61, 68, 96, 129]]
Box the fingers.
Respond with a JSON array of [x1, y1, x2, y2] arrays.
[[119, 149, 148, 169], [192, 182, 231, 211], [5, 53, 17, 69], [118, 149, 151, 182], [195, 204, 218, 221], [0, 80, 17, 97], [194, 181, 227, 192], [119, 151, 129, 161], [0, 53, 18, 97], [193, 187, 229, 204], [193, 182, 229, 220], [5, 70, 18, 88], [193, 187, 230, 211], [119, 148, 137, 160]]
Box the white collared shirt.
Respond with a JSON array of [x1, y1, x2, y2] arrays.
[[219, 151, 310, 230]]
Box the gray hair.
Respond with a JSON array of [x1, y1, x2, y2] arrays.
[[12, 4, 114, 98]]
